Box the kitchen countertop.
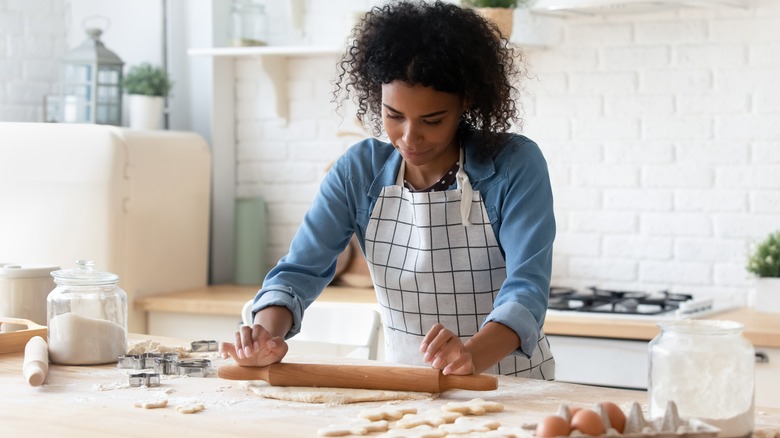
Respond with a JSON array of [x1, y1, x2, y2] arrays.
[[137, 284, 780, 348], [2, 334, 779, 437]]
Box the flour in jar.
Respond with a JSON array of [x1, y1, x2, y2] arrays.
[[48, 313, 127, 365]]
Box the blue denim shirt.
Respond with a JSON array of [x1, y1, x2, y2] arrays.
[[252, 133, 556, 358]]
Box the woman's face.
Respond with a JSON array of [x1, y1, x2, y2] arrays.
[[381, 80, 466, 168]]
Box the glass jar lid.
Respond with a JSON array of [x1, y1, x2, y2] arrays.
[[51, 259, 119, 286]]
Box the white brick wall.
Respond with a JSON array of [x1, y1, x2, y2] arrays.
[[9, 0, 772, 303], [0, 0, 67, 121], [230, 0, 780, 304]]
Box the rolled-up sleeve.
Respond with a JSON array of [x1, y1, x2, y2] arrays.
[[480, 138, 555, 358]]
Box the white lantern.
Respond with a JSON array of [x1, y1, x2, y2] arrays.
[[61, 28, 124, 125]]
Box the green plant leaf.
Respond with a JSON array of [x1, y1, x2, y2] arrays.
[[122, 63, 173, 97], [747, 231, 780, 278]]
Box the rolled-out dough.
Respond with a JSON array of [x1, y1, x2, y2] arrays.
[[176, 403, 205, 414], [244, 382, 435, 405], [134, 399, 168, 409]]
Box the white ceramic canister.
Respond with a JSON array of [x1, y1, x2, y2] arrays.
[[47, 260, 128, 365], [649, 319, 755, 438], [0, 264, 59, 332]]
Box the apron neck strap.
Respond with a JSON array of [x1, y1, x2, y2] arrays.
[[456, 147, 473, 226], [395, 148, 473, 226]]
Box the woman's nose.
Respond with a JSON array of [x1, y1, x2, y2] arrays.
[[402, 122, 421, 145]]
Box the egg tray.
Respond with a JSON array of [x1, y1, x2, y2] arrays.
[[544, 401, 719, 438]]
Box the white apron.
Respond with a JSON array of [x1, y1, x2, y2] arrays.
[[363, 149, 555, 378]]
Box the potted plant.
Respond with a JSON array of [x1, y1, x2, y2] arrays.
[[122, 63, 173, 129], [461, 0, 529, 39], [747, 230, 780, 313]]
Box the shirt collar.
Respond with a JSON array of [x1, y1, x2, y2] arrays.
[[367, 135, 497, 199]]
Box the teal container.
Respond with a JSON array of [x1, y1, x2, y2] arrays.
[[233, 197, 267, 285]]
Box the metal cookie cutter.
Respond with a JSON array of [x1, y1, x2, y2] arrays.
[[177, 359, 212, 377], [117, 354, 144, 370], [191, 340, 218, 352], [129, 372, 161, 387], [118, 352, 179, 370], [152, 353, 181, 375]]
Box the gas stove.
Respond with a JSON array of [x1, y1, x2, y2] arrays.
[[546, 286, 735, 320]]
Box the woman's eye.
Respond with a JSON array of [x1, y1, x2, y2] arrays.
[[385, 113, 403, 120], [423, 119, 443, 126]]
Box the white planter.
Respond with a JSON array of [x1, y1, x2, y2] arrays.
[[127, 95, 165, 129], [475, 7, 514, 39], [754, 278, 780, 313]]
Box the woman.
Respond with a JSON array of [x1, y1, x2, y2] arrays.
[[221, 0, 556, 378]]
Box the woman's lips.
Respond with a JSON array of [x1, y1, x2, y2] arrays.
[[400, 149, 428, 157]]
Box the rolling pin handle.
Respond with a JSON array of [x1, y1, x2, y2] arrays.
[[23, 336, 49, 387]]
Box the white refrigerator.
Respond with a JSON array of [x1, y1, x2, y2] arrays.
[[0, 122, 211, 333]]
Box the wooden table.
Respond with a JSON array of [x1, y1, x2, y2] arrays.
[[1, 334, 779, 437]]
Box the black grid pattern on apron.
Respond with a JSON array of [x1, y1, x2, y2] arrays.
[[365, 188, 506, 339], [495, 335, 555, 380]]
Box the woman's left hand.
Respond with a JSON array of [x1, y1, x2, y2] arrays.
[[420, 323, 475, 375]]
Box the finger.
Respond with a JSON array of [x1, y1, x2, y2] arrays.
[[221, 342, 240, 361], [420, 323, 444, 352], [234, 330, 244, 359], [238, 325, 255, 357], [251, 324, 262, 351], [443, 354, 473, 375], [219, 341, 235, 359], [424, 328, 454, 362]]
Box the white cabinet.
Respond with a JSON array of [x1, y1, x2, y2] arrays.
[[548, 335, 649, 390], [754, 346, 780, 409], [548, 335, 780, 408]]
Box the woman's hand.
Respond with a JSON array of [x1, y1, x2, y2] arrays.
[[220, 323, 289, 367], [220, 305, 293, 367], [420, 323, 475, 375]]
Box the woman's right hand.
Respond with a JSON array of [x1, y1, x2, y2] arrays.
[[220, 323, 289, 367]]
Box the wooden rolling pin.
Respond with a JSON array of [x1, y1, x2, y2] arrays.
[[218, 362, 498, 393], [23, 336, 49, 386]]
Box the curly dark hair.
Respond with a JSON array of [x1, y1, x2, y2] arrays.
[[333, 0, 526, 160]]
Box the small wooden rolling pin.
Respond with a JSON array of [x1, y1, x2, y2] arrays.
[[23, 336, 49, 386], [218, 362, 498, 393]]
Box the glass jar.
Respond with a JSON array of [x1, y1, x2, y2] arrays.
[[47, 260, 127, 365], [230, 0, 268, 47], [649, 320, 754, 438]]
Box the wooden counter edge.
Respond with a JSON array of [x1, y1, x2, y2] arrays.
[[134, 284, 377, 315]]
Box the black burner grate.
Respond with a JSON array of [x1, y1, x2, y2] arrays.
[[548, 286, 693, 315]]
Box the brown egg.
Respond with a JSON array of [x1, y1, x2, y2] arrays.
[[535, 415, 571, 437], [600, 401, 626, 433], [570, 409, 606, 436]]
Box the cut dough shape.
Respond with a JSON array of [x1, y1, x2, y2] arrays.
[[359, 406, 418, 421], [176, 403, 205, 414], [439, 416, 502, 434], [395, 409, 462, 428], [441, 398, 505, 415], [493, 425, 530, 437], [458, 429, 520, 438], [245, 382, 434, 405], [379, 425, 446, 438], [317, 419, 389, 437], [133, 399, 168, 409]]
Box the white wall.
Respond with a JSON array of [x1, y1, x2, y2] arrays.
[[230, 0, 780, 304], [3, 0, 779, 304], [0, 0, 68, 121]]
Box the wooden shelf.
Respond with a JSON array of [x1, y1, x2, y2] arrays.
[[188, 46, 342, 58], [188, 46, 343, 123]]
